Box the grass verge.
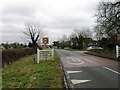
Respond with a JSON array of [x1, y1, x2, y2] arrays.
[[85, 50, 120, 61], [2, 50, 64, 89]]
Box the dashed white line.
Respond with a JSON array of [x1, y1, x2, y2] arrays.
[[80, 57, 93, 63], [67, 71, 82, 74], [72, 59, 76, 61], [102, 66, 120, 75], [71, 80, 91, 85], [79, 57, 99, 65]]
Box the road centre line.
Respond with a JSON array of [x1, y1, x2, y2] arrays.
[[102, 66, 120, 75], [80, 57, 93, 63]]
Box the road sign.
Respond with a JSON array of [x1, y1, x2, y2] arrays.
[[42, 37, 49, 44]]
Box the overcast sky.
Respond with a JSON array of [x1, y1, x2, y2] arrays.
[[0, 0, 102, 44]]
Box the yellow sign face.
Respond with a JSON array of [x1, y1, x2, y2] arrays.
[[42, 37, 49, 44], [117, 34, 120, 41]]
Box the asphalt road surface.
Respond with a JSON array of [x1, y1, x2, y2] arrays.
[[56, 49, 120, 89]]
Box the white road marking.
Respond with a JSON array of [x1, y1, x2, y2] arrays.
[[72, 59, 76, 61], [80, 57, 93, 63], [67, 57, 84, 65], [102, 66, 120, 75], [71, 80, 91, 85], [67, 71, 82, 74], [94, 62, 97, 64], [67, 60, 84, 65]]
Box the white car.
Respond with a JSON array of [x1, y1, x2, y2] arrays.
[[87, 46, 103, 50]]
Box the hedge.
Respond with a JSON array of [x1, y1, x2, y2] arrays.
[[86, 49, 119, 60], [2, 48, 36, 67]]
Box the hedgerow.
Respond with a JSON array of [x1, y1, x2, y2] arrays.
[[2, 48, 36, 67]]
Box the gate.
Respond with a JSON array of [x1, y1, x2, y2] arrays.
[[37, 48, 54, 63]]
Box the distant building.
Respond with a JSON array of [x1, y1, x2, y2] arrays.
[[0, 45, 5, 50]]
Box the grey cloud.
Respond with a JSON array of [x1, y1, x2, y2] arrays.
[[2, 4, 36, 17], [2, 24, 21, 34], [1, 14, 33, 24], [1, 4, 38, 24], [47, 17, 93, 30], [2, 33, 24, 43], [0, 0, 101, 43]]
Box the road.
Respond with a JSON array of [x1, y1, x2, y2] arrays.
[[56, 49, 120, 89]]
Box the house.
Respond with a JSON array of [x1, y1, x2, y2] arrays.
[[0, 45, 5, 50]]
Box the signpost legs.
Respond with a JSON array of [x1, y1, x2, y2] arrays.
[[52, 48, 54, 60], [37, 48, 40, 64]]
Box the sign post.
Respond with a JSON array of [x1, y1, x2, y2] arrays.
[[37, 48, 40, 63], [52, 48, 54, 60], [37, 49, 54, 62], [36, 36, 54, 63]]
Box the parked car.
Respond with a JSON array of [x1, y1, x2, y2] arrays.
[[87, 45, 103, 50]]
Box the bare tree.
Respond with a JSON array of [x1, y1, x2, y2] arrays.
[[22, 22, 45, 47], [59, 34, 69, 42], [73, 28, 93, 47], [95, 1, 120, 40], [72, 27, 92, 40]]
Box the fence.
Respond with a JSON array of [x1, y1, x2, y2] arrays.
[[116, 45, 120, 58], [37, 48, 54, 63]]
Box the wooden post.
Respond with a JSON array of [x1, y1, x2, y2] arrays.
[[37, 48, 40, 64], [116, 45, 119, 58], [52, 48, 54, 60]]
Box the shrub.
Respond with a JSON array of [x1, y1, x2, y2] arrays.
[[87, 49, 116, 60], [2, 48, 36, 67]]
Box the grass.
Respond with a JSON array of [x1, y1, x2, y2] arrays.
[[2, 50, 64, 89]]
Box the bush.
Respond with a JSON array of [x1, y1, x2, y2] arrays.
[[87, 49, 116, 60], [2, 48, 36, 67]]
